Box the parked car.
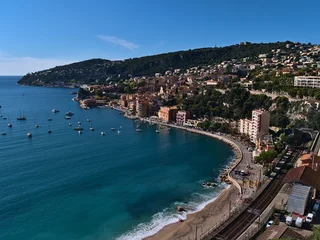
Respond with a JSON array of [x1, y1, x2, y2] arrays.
[[266, 220, 274, 228], [295, 217, 304, 228], [286, 216, 293, 226], [306, 213, 314, 223]]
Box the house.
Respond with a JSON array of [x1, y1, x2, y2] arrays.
[[283, 166, 320, 191]]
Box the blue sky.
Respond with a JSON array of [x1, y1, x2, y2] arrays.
[[0, 0, 319, 75]]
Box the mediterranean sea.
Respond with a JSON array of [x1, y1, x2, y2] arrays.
[[0, 76, 234, 240]]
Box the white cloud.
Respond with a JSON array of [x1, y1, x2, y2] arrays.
[[0, 54, 74, 75], [97, 35, 139, 50]]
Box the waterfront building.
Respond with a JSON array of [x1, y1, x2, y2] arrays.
[[136, 99, 149, 118], [176, 110, 191, 125], [251, 109, 270, 144], [239, 118, 252, 136], [158, 106, 178, 123], [294, 76, 320, 88]]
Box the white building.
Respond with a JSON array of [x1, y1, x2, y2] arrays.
[[294, 76, 320, 88], [176, 111, 190, 126], [251, 110, 270, 143], [239, 118, 252, 136]]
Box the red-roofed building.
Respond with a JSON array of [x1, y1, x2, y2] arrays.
[[283, 166, 320, 190]]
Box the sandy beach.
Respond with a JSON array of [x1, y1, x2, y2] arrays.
[[145, 185, 240, 240]]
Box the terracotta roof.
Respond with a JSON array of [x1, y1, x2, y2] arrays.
[[257, 225, 305, 240], [283, 166, 320, 190]]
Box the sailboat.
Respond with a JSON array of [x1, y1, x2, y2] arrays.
[[48, 121, 52, 133], [17, 109, 26, 120], [89, 122, 94, 131]]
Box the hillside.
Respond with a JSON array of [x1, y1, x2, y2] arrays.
[[18, 41, 291, 86]]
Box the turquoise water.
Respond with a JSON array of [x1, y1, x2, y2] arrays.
[[0, 76, 234, 240]]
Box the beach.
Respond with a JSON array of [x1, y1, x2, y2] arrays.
[[145, 185, 240, 240]]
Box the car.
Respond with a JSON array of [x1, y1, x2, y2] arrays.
[[306, 213, 314, 223], [313, 202, 320, 212], [266, 220, 274, 228]]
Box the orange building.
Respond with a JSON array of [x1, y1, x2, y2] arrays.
[[158, 106, 178, 123]]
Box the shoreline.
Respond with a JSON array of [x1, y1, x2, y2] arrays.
[[110, 107, 248, 239]]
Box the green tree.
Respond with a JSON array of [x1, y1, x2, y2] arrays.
[[256, 150, 278, 165]]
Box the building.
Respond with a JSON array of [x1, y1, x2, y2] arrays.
[[251, 110, 270, 143], [294, 76, 320, 88], [257, 225, 305, 240], [239, 118, 252, 136], [286, 183, 311, 215], [283, 166, 320, 191], [158, 106, 178, 123], [136, 100, 149, 118], [176, 110, 191, 125]]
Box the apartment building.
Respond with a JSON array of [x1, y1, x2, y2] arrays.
[[294, 76, 320, 88]]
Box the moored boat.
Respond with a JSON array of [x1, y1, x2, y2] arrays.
[[52, 109, 60, 113], [74, 126, 84, 131], [65, 111, 74, 116], [27, 132, 32, 138], [136, 129, 142, 132], [101, 131, 106, 135]]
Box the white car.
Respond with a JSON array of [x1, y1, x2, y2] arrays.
[[306, 213, 314, 223], [266, 220, 274, 228]]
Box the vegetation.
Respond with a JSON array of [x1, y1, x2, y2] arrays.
[[255, 150, 278, 165], [18, 42, 290, 86]]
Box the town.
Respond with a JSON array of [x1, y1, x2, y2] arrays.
[[72, 41, 320, 239]]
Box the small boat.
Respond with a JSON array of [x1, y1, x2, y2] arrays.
[[87, 119, 91, 122], [65, 111, 74, 116], [27, 133, 32, 138], [8, 123, 12, 127], [1, 132, 6, 135], [90, 127, 94, 131], [48, 118, 53, 121], [0, 114, 2, 117], [48, 130, 52, 133], [52, 109, 60, 113], [65, 116, 71, 120], [3, 117, 7, 120], [78, 121, 81, 125], [78, 130, 82, 134], [68, 123, 72, 126], [35, 124, 39, 128], [111, 128, 116, 131], [155, 130, 160, 133], [17, 116, 27, 120], [74, 126, 84, 131], [117, 130, 121, 134], [101, 132, 106, 135], [201, 182, 217, 188], [136, 129, 142, 132]]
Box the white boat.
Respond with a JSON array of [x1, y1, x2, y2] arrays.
[[78, 121, 81, 125], [27, 133, 32, 138], [155, 130, 160, 133], [111, 128, 116, 131], [74, 126, 84, 131], [101, 132, 106, 135], [65, 116, 71, 120], [69, 123, 72, 126], [65, 111, 74, 116], [35, 124, 39, 128], [87, 119, 91, 122], [136, 129, 142, 132], [117, 130, 121, 134], [90, 127, 94, 131], [78, 130, 82, 134], [8, 123, 12, 127], [52, 109, 59, 113]]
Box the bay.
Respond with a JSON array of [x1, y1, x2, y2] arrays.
[[0, 76, 233, 240]]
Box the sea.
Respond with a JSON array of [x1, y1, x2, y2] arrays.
[[0, 76, 234, 240]]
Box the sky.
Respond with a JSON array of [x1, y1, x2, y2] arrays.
[[0, 0, 319, 75]]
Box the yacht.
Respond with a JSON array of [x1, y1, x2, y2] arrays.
[[74, 126, 84, 131], [27, 133, 32, 138], [65, 111, 74, 116], [136, 129, 142, 132], [52, 109, 60, 113], [101, 132, 106, 135], [8, 123, 12, 127], [65, 116, 71, 120], [17, 116, 27, 120]]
